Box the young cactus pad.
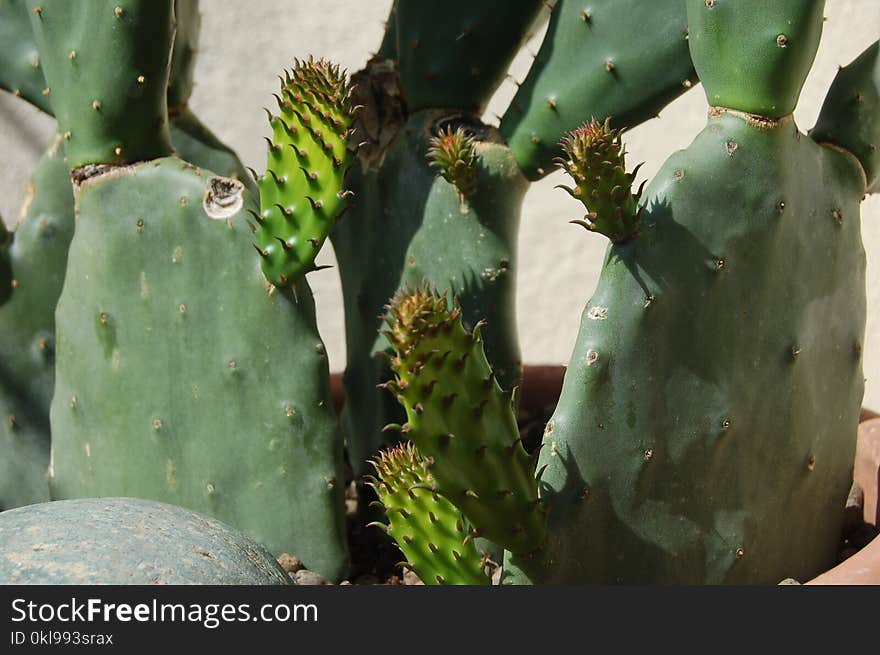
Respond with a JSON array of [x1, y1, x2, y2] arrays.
[[382, 285, 545, 555], [428, 126, 478, 197], [256, 57, 356, 286], [370, 443, 489, 585], [559, 118, 643, 243]]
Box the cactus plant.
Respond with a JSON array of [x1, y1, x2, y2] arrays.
[[0, 0, 254, 512], [505, 0, 878, 584], [0, 497, 291, 584], [332, 0, 697, 480], [0, 0, 874, 589], [0, 140, 69, 511], [383, 285, 545, 555], [27, 0, 348, 580], [369, 442, 489, 585], [0, 0, 51, 112]]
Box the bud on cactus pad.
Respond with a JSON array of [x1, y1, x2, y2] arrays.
[[427, 126, 478, 197], [558, 118, 643, 243], [256, 57, 356, 286], [369, 443, 489, 585], [382, 285, 545, 555]]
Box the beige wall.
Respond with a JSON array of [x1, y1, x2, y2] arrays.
[[2, 1, 879, 404]]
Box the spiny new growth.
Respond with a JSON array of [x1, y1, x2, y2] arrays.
[[255, 57, 356, 286], [368, 442, 489, 586], [427, 126, 478, 197], [381, 284, 546, 555], [558, 118, 644, 243]]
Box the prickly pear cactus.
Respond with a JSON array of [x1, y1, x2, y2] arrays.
[[29, 0, 348, 580], [255, 58, 355, 286], [333, 111, 527, 476], [0, 139, 70, 511], [505, 0, 874, 584], [810, 40, 880, 187], [391, 0, 546, 113], [0, 0, 51, 112], [500, 0, 696, 179], [334, 0, 697, 478], [370, 443, 489, 585], [0, 0, 254, 512], [0, 498, 291, 584], [384, 286, 545, 555]]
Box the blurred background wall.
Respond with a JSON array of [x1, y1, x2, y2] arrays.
[[2, 0, 879, 403]]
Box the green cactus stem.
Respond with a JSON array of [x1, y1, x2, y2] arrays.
[[558, 118, 643, 243], [256, 57, 356, 286], [332, 110, 527, 479], [810, 40, 880, 190], [31, 0, 349, 579], [506, 0, 871, 585], [686, 0, 825, 117], [0, 0, 255, 513], [0, 140, 69, 511], [500, 0, 696, 179], [392, 0, 545, 113], [0, 0, 51, 112], [27, 0, 175, 167], [370, 443, 489, 585], [383, 285, 545, 555]]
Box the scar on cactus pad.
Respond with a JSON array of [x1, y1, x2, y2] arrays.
[[255, 57, 357, 286], [368, 442, 489, 586], [427, 125, 478, 198], [381, 284, 546, 556], [558, 118, 644, 243]]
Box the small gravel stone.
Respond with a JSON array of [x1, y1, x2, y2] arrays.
[[277, 553, 304, 573], [778, 578, 801, 585], [403, 570, 424, 586], [293, 569, 326, 585]]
